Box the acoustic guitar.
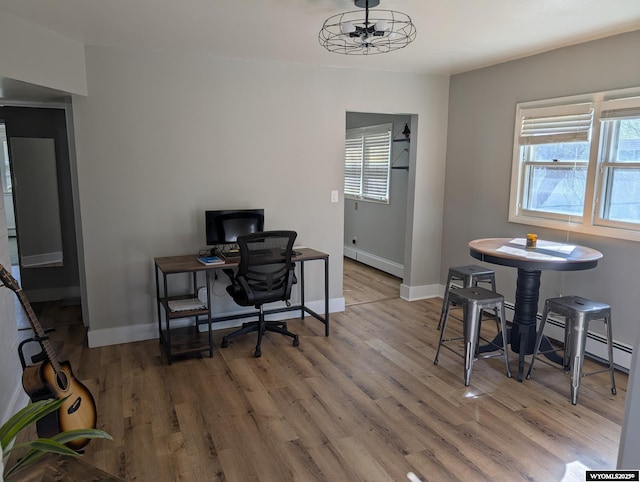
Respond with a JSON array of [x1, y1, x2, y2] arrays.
[[0, 263, 97, 450]]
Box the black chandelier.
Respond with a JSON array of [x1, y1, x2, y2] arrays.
[[319, 0, 416, 55]]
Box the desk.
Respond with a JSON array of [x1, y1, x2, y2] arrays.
[[468, 237, 602, 381], [154, 248, 329, 363]]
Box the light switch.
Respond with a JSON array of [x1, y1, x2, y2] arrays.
[[331, 190, 339, 203]]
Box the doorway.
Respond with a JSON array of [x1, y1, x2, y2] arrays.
[[343, 112, 415, 280], [0, 106, 82, 309]]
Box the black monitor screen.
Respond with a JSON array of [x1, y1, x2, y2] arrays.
[[205, 209, 265, 245]]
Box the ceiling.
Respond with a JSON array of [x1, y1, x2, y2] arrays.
[[0, 0, 639, 80]]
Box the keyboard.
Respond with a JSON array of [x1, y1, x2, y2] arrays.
[[221, 251, 240, 260]]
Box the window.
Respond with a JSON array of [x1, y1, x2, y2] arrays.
[[344, 123, 392, 203], [596, 103, 640, 227], [509, 88, 640, 242]]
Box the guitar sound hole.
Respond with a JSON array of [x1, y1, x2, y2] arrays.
[[56, 371, 69, 391]]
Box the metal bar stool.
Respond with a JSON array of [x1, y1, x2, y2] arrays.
[[434, 286, 512, 386], [526, 296, 616, 405], [437, 265, 498, 331]]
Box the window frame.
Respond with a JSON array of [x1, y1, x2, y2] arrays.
[[509, 87, 640, 243], [344, 123, 392, 204]]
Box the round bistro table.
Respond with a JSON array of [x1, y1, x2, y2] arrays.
[[468, 237, 603, 381]]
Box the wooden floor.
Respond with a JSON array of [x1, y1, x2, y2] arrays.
[[14, 258, 627, 481]]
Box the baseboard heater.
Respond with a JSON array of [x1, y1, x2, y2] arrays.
[[502, 300, 631, 373], [343, 246, 403, 279]]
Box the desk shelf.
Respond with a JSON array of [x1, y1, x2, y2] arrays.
[[155, 261, 213, 364], [158, 325, 211, 357], [163, 295, 208, 319]]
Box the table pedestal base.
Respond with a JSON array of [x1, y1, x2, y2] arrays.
[[478, 268, 563, 381], [510, 268, 540, 381]]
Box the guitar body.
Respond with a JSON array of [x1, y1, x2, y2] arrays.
[[22, 360, 97, 450], [0, 262, 99, 451]]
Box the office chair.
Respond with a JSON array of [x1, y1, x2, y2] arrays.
[[220, 230, 299, 357]]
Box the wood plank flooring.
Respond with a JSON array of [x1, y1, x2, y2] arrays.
[[12, 258, 627, 481]]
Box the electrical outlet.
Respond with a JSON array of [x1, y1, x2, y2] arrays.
[[352, 237, 357, 245]]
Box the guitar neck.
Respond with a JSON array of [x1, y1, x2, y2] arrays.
[[16, 289, 63, 374]]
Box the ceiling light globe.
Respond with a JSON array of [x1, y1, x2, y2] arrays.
[[341, 22, 356, 34], [374, 20, 388, 32]]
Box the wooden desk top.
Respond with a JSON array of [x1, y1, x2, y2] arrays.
[[155, 248, 328, 274], [469, 237, 603, 271]]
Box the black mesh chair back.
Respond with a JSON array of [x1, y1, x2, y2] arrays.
[[222, 230, 299, 357]]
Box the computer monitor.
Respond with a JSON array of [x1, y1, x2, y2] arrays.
[[205, 209, 265, 246]]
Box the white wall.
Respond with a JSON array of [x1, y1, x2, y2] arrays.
[[71, 46, 450, 344], [0, 11, 86, 427], [0, 10, 87, 96]]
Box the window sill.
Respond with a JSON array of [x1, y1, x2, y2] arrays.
[[509, 214, 640, 243]]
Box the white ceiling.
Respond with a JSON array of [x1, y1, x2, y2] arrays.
[[1, 0, 639, 76]]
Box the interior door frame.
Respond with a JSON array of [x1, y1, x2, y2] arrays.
[[0, 99, 89, 328]]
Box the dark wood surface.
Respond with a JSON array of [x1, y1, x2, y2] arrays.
[[12, 259, 627, 481], [10, 454, 122, 481], [154, 248, 329, 274]]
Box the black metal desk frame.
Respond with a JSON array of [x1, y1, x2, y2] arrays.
[[155, 248, 329, 363]]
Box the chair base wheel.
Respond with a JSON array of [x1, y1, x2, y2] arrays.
[[293, 336, 299, 347], [254, 348, 261, 358], [612, 387, 617, 395], [221, 339, 229, 348]]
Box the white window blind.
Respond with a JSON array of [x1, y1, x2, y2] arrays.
[[344, 123, 392, 203], [519, 104, 594, 145]]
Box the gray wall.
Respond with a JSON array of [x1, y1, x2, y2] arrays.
[[444, 29, 640, 344], [444, 29, 640, 468], [344, 112, 410, 268]]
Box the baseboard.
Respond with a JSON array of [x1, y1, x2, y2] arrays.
[[87, 296, 346, 348], [20, 251, 63, 267], [24, 285, 81, 303], [344, 246, 403, 278], [400, 283, 442, 301]]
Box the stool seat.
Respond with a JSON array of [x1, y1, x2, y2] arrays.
[[539, 296, 610, 317], [437, 265, 497, 331], [526, 295, 616, 404], [434, 286, 511, 386], [447, 265, 495, 279]]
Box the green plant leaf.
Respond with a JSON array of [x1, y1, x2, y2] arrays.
[[51, 428, 112, 444], [2, 397, 112, 480], [0, 398, 65, 451]]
